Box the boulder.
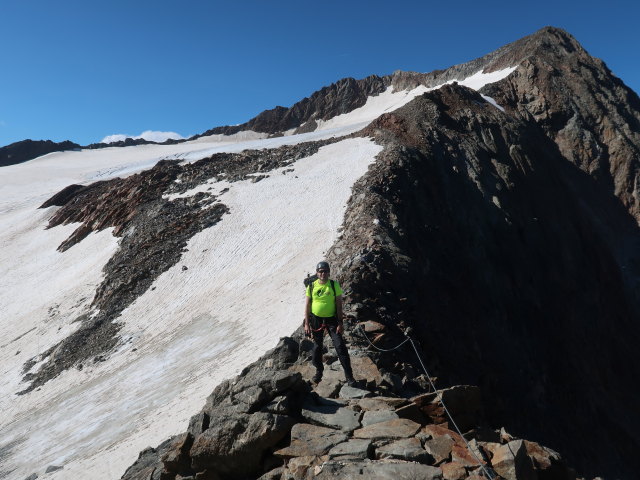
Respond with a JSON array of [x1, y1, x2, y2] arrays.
[[258, 370, 306, 397], [207, 370, 305, 415], [187, 412, 210, 436], [161, 433, 194, 475], [420, 403, 448, 424], [420, 425, 465, 446], [274, 424, 348, 458], [500, 427, 514, 444], [524, 440, 567, 479], [361, 409, 399, 426], [328, 439, 373, 460], [524, 440, 561, 470], [282, 455, 325, 480], [262, 336, 300, 370], [354, 418, 422, 440], [451, 444, 484, 467], [122, 440, 177, 480], [261, 394, 293, 415], [376, 437, 433, 463], [301, 399, 362, 432], [314, 376, 342, 398], [230, 385, 269, 413], [351, 355, 385, 387], [490, 439, 536, 480], [437, 385, 482, 432], [441, 461, 467, 480], [424, 435, 455, 464], [414, 386, 482, 431], [339, 384, 373, 399], [190, 412, 295, 476]]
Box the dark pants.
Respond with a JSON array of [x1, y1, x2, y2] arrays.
[[311, 316, 353, 378]]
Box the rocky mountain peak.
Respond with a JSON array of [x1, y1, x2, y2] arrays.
[[193, 27, 605, 142]]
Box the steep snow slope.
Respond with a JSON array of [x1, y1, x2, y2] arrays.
[[0, 68, 514, 480]]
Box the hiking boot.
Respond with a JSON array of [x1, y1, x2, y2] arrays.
[[345, 375, 357, 387], [312, 371, 323, 384]]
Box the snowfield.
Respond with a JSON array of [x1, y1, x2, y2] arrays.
[[0, 67, 514, 479]]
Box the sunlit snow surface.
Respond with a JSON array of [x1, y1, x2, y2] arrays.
[[0, 67, 514, 480]]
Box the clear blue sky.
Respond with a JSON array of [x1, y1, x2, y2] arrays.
[[1, 0, 638, 146]]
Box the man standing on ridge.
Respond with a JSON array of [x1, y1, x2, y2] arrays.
[[304, 261, 356, 386]]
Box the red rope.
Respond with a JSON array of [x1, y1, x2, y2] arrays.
[[311, 323, 328, 333]]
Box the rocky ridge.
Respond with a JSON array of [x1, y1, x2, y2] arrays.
[[324, 69, 640, 478], [0, 137, 186, 168], [120, 332, 573, 480], [194, 27, 619, 140], [330, 82, 639, 477]]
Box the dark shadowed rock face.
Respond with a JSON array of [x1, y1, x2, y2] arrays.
[[482, 29, 640, 226], [323, 80, 639, 477], [0, 139, 80, 167]]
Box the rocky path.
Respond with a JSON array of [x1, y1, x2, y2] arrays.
[[121, 325, 572, 480]]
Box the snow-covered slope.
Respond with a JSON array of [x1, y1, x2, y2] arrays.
[[0, 68, 514, 480]]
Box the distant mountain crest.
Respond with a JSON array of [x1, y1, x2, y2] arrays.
[[0, 139, 80, 167]]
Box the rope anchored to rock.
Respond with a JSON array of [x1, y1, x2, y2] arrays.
[[357, 324, 496, 479]]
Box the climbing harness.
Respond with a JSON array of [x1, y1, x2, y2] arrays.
[[357, 324, 496, 480], [310, 316, 331, 333]]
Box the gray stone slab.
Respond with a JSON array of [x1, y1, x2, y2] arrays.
[[354, 397, 409, 411], [302, 403, 362, 432], [275, 424, 348, 458], [314, 376, 342, 398], [328, 439, 373, 460], [339, 384, 373, 399], [354, 418, 422, 440], [376, 437, 433, 463], [361, 409, 399, 426]]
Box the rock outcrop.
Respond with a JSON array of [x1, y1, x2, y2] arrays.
[[122, 334, 574, 480], [326, 72, 639, 479]]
